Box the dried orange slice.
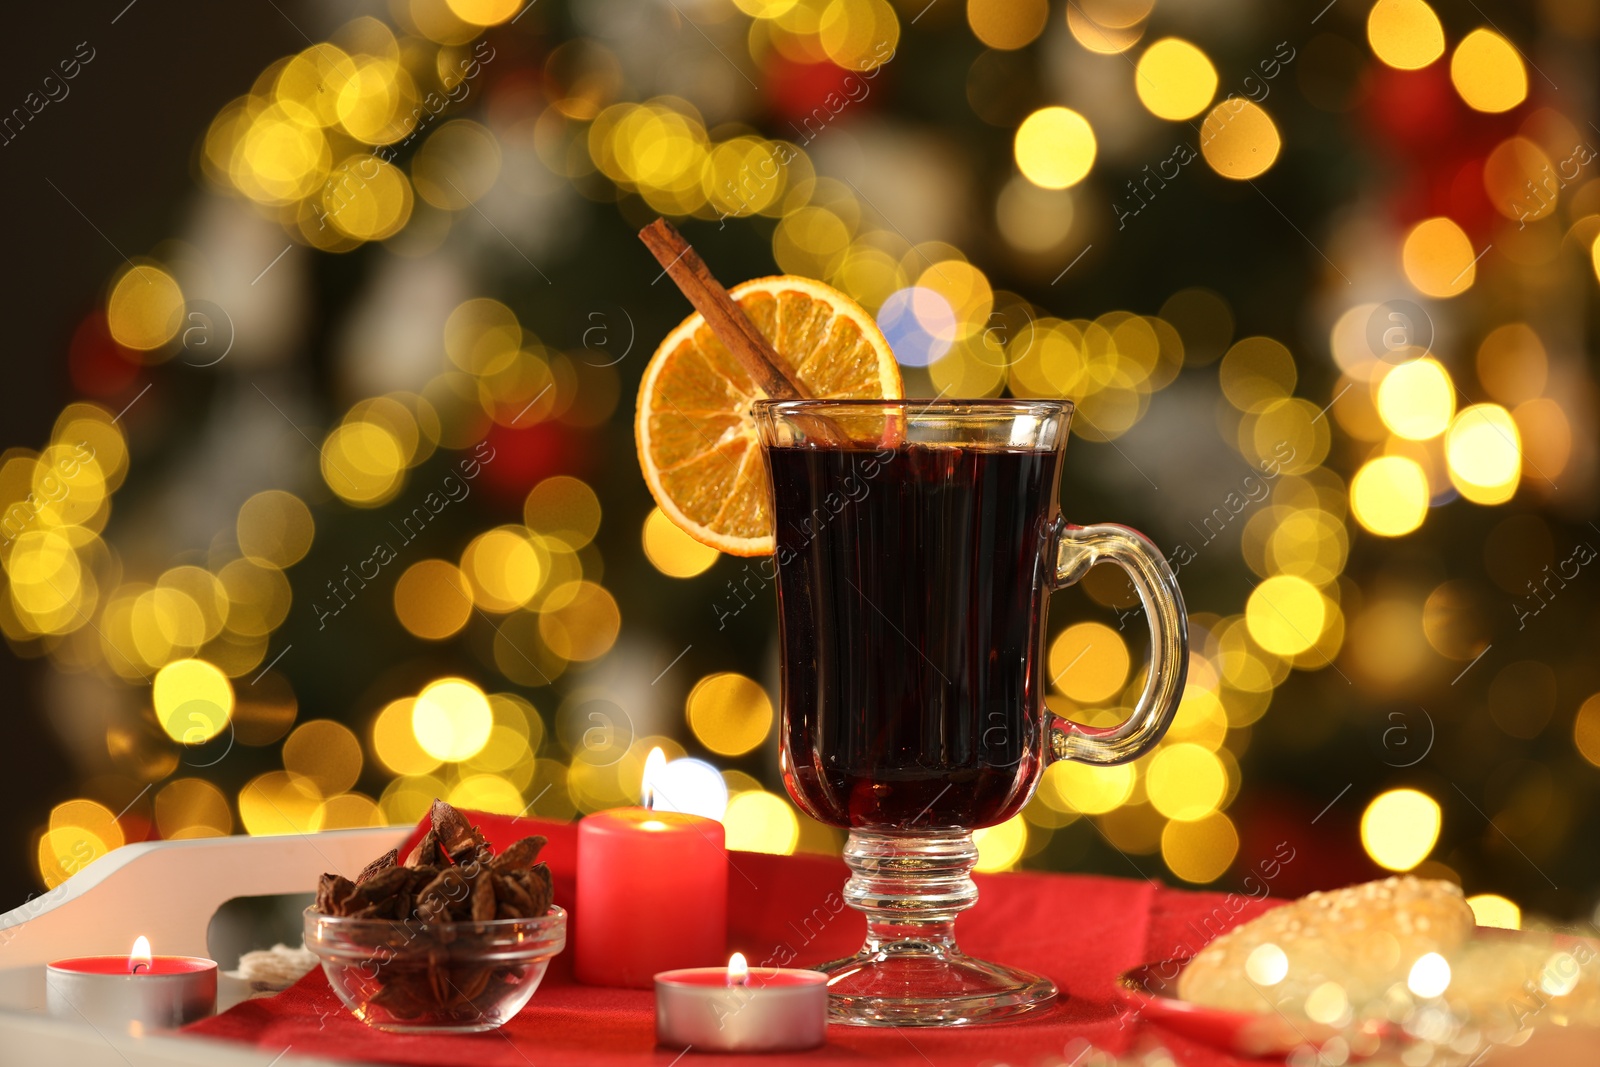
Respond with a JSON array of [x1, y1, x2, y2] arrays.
[[636, 275, 902, 557]]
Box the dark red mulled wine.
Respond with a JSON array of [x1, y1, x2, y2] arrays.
[[766, 442, 1061, 831]]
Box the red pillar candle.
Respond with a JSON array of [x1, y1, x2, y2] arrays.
[[576, 804, 727, 987]]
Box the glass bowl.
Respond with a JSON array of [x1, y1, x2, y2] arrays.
[[303, 904, 566, 1033]]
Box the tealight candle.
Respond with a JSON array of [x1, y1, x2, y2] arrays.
[[656, 952, 829, 1052], [576, 749, 727, 988], [47, 936, 217, 1031]]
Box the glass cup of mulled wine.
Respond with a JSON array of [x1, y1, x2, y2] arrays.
[[753, 399, 1188, 1027]]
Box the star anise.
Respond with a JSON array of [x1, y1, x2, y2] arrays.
[[313, 799, 555, 1021]]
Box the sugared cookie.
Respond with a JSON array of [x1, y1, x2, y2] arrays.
[[1444, 935, 1600, 1033], [1177, 876, 1477, 1016]]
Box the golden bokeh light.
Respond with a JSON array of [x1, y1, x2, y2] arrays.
[[322, 155, 414, 241], [773, 206, 852, 278], [723, 791, 800, 854], [538, 580, 621, 661], [1247, 398, 1330, 474], [1219, 336, 1297, 413], [218, 558, 291, 637], [1573, 693, 1600, 768], [524, 476, 602, 548], [1351, 454, 1430, 537], [275, 46, 355, 128], [687, 672, 774, 757], [1015, 108, 1096, 190], [237, 490, 315, 568], [1360, 788, 1441, 871], [1367, 0, 1445, 70], [412, 677, 493, 762], [1263, 507, 1348, 587], [336, 57, 413, 144], [49, 799, 126, 858], [996, 178, 1074, 255], [235, 102, 333, 204], [1512, 398, 1570, 484], [973, 815, 1028, 872], [1040, 760, 1135, 814], [448, 773, 525, 815], [463, 722, 534, 787], [393, 559, 474, 640], [322, 420, 406, 505], [733, 0, 799, 16], [413, 120, 503, 210], [1245, 575, 1327, 657], [445, 298, 522, 376], [38, 824, 110, 888], [818, 0, 900, 71], [1067, 3, 1146, 54], [1450, 29, 1528, 113], [642, 507, 719, 578], [1376, 359, 1455, 440], [1483, 137, 1554, 223], [461, 526, 546, 612], [916, 259, 994, 344], [1079, 0, 1154, 28], [1199, 99, 1280, 180], [106, 266, 184, 352], [153, 658, 234, 744], [1476, 323, 1547, 405], [380, 773, 449, 826], [239, 771, 323, 836], [444, 0, 522, 26], [967, 0, 1047, 50], [1135, 38, 1217, 121], [283, 719, 364, 795], [1048, 622, 1130, 704], [1147, 743, 1228, 821], [1402, 217, 1478, 298], [1466, 893, 1521, 930], [313, 793, 384, 831], [1160, 811, 1238, 883], [6, 529, 89, 635], [1166, 686, 1229, 750], [154, 778, 233, 839], [131, 583, 204, 659], [1445, 403, 1521, 504], [410, 0, 479, 45]]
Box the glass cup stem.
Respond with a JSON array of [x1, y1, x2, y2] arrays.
[[817, 830, 1056, 1026], [845, 829, 978, 940]]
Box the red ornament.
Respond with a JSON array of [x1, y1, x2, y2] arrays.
[[478, 420, 596, 502], [764, 54, 886, 135], [67, 311, 142, 397], [1361, 62, 1524, 235], [1362, 65, 1462, 158]]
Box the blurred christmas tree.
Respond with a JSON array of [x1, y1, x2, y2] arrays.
[[4, 0, 1598, 925]]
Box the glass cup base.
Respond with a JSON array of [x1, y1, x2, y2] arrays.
[[816, 829, 1058, 1026], [819, 945, 1057, 1026]]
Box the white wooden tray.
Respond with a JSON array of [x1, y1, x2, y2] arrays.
[[0, 826, 407, 1065]]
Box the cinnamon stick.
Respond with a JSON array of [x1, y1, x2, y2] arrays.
[[639, 219, 809, 401]]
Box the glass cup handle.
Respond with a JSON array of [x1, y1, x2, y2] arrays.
[[1048, 520, 1189, 766]]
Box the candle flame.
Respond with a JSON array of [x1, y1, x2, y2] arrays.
[[642, 747, 667, 811], [130, 936, 152, 974], [727, 952, 749, 987]]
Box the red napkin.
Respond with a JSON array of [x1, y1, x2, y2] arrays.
[[186, 812, 1278, 1065]]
